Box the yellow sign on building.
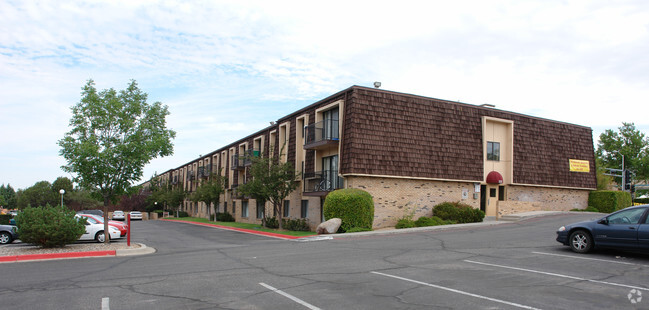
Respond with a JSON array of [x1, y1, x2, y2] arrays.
[[569, 159, 590, 172]]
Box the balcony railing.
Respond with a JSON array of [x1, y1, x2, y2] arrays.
[[303, 170, 343, 195], [243, 149, 260, 166], [231, 154, 245, 170], [198, 164, 212, 178], [304, 120, 339, 150], [171, 176, 178, 185], [187, 170, 195, 181]]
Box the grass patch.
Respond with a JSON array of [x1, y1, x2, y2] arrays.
[[167, 217, 317, 237]]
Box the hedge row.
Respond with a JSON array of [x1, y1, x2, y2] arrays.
[[588, 191, 632, 213]]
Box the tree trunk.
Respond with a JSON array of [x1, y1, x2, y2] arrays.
[[103, 196, 110, 244], [276, 202, 283, 230]]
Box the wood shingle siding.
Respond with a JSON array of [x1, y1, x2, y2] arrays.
[[342, 87, 596, 189]]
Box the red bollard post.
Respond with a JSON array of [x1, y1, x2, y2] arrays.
[[127, 213, 131, 246]]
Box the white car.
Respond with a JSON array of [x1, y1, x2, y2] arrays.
[[77, 215, 121, 242], [112, 210, 125, 220], [129, 211, 143, 220]]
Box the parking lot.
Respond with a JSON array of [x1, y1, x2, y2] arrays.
[[1, 213, 648, 309]]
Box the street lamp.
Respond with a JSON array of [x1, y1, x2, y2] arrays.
[[59, 189, 65, 207]]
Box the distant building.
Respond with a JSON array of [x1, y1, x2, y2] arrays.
[[150, 86, 596, 229]]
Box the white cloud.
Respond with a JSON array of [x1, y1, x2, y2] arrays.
[[1, 0, 648, 189]]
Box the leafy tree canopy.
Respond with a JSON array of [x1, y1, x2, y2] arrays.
[[596, 122, 649, 182], [16, 181, 58, 209], [58, 79, 176, 206], [0, 184, 17, 209], [190, 170, 227, 220], [238, 156, 300, 229]]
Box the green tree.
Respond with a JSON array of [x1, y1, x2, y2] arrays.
[[596, 122, 649, 183], [16, 181, 58, 209], [52, 177, 74, 206], [0, 184, 17, 209], [238, 156, 300, 229], [190, 170, 227, 221], [58, 79, 176, 243]]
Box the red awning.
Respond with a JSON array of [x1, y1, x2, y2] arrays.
[[486, 171, 504, 184]]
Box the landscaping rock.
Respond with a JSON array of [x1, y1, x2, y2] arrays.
[[316, 218, 341, 234]]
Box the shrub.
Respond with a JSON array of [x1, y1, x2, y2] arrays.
[[176, 211, 189, 218], [570, 206, 600, 212], [264, 216, 279, 228], [395, 218, 416, 229], [323, 188, 374, 232], [433, 202, 484, 223], [0, 214, 11, 225], [346, 227, 372, 233], [415, 216, 455, 227], [15, 205, 86, 248], [588, 191, 632, 213], [635, 197, 649, 204], [283, 218, 311, 231], [215, 212, 235, 222]]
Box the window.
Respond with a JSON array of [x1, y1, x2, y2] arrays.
[[231, 201, 235, 215], [323, 107, 339, 140], [283, 200, 290, 218], [487, 141, 500, 161], [256, 201, 265, 219], [607, 207, 646, 224], [498, 186, 505, 201], [241, 201, 248, 218], [301, 200, 309, 218], [490, 188, 497, 198]]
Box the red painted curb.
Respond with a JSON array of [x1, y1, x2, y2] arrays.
[[161, 219, 310, 240], [0, 250, 116, 263]]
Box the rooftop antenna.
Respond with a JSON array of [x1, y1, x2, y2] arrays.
[[373, 81, 381, 88]]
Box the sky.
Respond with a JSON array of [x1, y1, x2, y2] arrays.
[[1, 0, 648, 190]]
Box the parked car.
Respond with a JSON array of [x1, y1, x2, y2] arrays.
[[77, 210, 104, 217], [556, 205, 649, 253], [129, 211, 143, 220], [0, 224, 19, 244], [78, 214, 128, 237], [76, 215, 121, 242], [112, 210, 125, 220]]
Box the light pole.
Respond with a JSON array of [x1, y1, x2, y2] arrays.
[[59, 189, 65, 207]]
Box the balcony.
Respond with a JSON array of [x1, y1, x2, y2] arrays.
[[187, 170, 195, 181], [231, 154, 245, 170], [171, 176, 178, 185], [303, 170, 343, 196], [304, 120, 339, 150], [198, 164, 212, 178], [243, 149, 260, 166]]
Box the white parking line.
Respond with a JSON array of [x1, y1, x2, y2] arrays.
[[532, 251, 649, 268], [101, 297, 110, 310], [259, 283, 321, 310], [465, 260, 649, 292], [371, 271, 542, 310]]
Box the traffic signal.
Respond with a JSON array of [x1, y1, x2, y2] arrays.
[[624, 169, 632, 191]]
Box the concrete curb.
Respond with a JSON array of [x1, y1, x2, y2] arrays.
[[116, 243, 156, 256], [0, 243, 155, 263]]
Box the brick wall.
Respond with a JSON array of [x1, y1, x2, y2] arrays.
[[345, 175, 479, 229]]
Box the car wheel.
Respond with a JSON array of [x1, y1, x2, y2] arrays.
[[95, 231, 105, 243], [569, 230, 593, 253], [0, 232, 13, 244]]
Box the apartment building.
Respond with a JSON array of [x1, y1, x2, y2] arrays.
[[153, 86, 597, 229]]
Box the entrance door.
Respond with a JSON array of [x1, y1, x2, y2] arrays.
[[485, 185, 499, 216]]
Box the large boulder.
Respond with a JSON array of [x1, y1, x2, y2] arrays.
[[316, 218, 342, 234]]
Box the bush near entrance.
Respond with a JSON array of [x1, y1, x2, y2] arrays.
[[433, 202, 485, 223], [323, 188, 374, 232], [588, 191, 632, 213], [15, 205, 86, 248]]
